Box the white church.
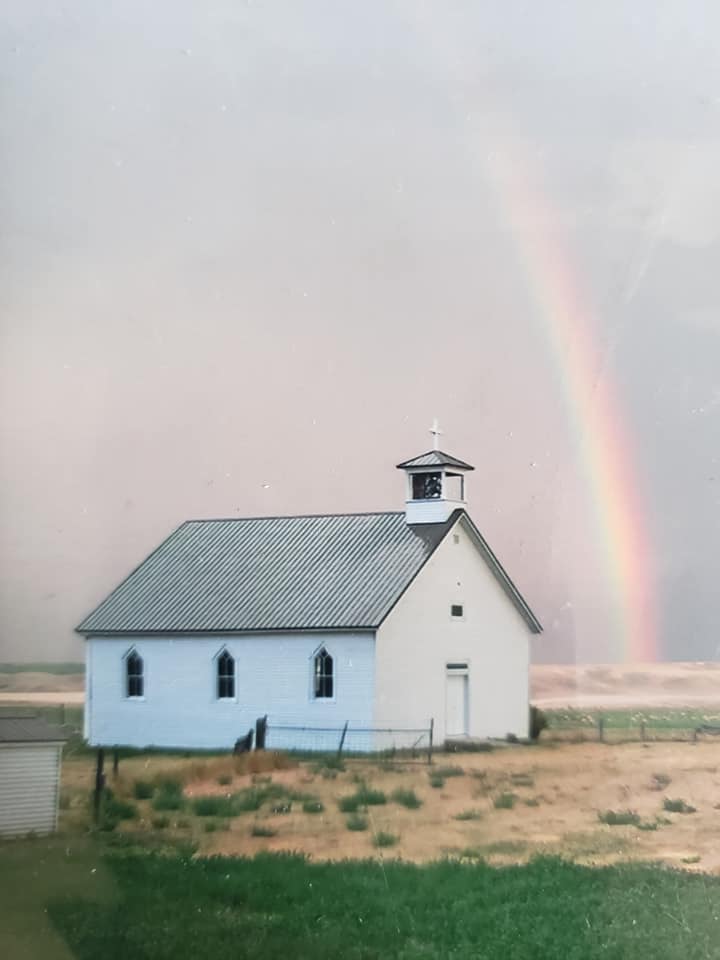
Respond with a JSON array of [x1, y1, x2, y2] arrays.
[[78, 433, 542, 750]]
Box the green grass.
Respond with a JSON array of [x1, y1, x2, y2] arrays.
[[42, 850, 720, 959], [493, 792, 517, 810], [151, 815, 170, 829], [391, 788, 422, 809], [251, 824, 277, 837], [302, 800, 324, 814], [545, 707, 720, 737], [428, 773, 445, 789], [598, 810, 641, 826], [663, 798, 697, 814], [191, 795, 235, 817], [151, 781, 185, 812], [434, 765, 465, 778], [133, 780, 155, 800]]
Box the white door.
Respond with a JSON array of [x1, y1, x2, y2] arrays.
[[445, 672, 469, 737]]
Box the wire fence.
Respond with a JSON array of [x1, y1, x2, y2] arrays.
[[542, 707, 720, 744], [265, 719, 435, 762]]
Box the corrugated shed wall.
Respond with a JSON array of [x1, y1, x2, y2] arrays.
[[0, 743, 61, 837]]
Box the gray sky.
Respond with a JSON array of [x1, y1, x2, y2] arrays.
[[2, 1, 720, 663]]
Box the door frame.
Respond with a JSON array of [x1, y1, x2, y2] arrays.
[[445, 661, 470, 737]]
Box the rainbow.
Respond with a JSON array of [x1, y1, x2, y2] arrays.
[[481, 139, 657, 662], [397, 11, 658, 661]]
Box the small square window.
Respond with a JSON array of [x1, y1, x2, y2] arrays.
[[451, 604, 464, 618], [453, 534, 460, 544]]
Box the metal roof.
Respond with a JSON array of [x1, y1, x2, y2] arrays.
[[77, 511, 455, 634], [0, 715, 68, 744], [396, 450, 475, 471]]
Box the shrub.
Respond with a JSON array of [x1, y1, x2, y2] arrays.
[[637, 821, 658, 831], [217, 775, 232, 786], [58, 791, 71, 810], [302, 800, 324, 814], [346, 814, 368, 831], [453, 809, 482, 821], [493, 792, 517, 810], [391, 788, 422, 809], [151, 815, 169, 829], [355, 786, 386, 806], [429, 774, 445, 789], [203, 820, 219, 833], [598, 810, 641, 826], [434, 766, 464, 778], [663, 798, 696, 814], [270, 803, 292, 815], [529, 706, 548, 740], [103, 790, 138, 821], [373, 831, 398, 848], [133, 780, 155, 800], [232, 787, 267, 812], [524, 797, 541, 807], [682, 855, 701, 864], [251, 824, 277, 837], [338, 795, 361, 813], [192, 795, 235, 817], [152, 780, 184, 811], [510, 773, 535, 787]]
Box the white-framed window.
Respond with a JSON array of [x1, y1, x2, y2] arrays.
[[216, 648, 235, 700], [312, 646, 334, 700], [124, 648, 144, 698]]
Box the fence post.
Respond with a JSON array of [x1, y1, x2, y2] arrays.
[[598, 715, 604, 743], [93, 748, 105, 824], [427, 719, 434, 765], [112, 747, 119, 777], [337, 721, 349, 759], [255, 715, 267, 751]]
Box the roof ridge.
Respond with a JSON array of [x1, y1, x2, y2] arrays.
[[184, 510, 405, 524]]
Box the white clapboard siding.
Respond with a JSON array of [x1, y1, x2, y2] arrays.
[[0, 743, 61, 837]]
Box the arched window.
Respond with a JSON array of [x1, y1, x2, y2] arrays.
[[125, 650, 144, 698], [313, 647, 333, 699], [217, 649, 235, 700]]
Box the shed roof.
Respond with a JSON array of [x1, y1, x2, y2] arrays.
[[396, 450, 475, 471], [77, 509, 542, 636], [0, 715, 68, 744]]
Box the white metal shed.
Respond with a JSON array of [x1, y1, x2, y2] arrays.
[[0, 715, 67, 837]]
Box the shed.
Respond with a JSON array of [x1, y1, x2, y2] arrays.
[[0, 715, 67, 837]]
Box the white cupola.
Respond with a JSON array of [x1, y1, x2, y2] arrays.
[[396, 421, 474, 525]]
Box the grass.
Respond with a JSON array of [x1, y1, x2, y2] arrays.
[[373, 831, 399, 848], [510, 772, 535, 787], [428, 773, 445, 789], [545, 707, 720, 739], [132, 780, 155, 800], [150, 815, 169, 829], [391, 788, 422, 809], [302, 799, 324, 814], [42, 850, 720, 959], [434, 765, 465, 778], [597, 810, 641, 826], [453, 808, 483, 821], [0, 661, 84, 674], [151, 780, 184, 812], [191, 795, 235, 817], [663, 798, 697, 814], [217, 774, 232, 786], [338, 786, 387, 812], [345, 813, 368, 831], [493, 792, 517, 810]]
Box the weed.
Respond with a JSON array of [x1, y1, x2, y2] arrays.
[[663, 798, 697, 814], [271, 803, 292, 815], [191, 795, 235, 817], [636, 821, 658, 831], [152, 781, 184, 812], [338, 795, 361, 813], [524, 797, 541, 807], [453, 809, 483, 821], [346, 814, 368, 831], [355, 786, 387, 806], [429, 774, 445, 789], [133, 780, 155, 800], [203, 820, 219, 833], [493, 792, 517, 810], [434, 766, 465, 778], [251, 824, 276, 837], [510, 773, 535, 787], [650, 773, 672, 791], [151, 815, 169, 829], [391, 788, 422, 809], [682, 855, 701, 865], [217, 775, 232, 786], [302, 800, 324, 814], [58, 791, 71, 810], [373, 831, 398, 848], [597, 810, 641, 826], [102, 790, 138, 821]]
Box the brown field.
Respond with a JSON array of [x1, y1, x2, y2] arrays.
[[5, 661, 720, 708], [60, 739, 720, 872]]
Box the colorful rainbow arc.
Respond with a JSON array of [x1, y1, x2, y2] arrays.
[[482, 143, 657, 662]]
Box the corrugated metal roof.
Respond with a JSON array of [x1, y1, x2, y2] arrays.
[[396, 450, 475, 471], [77, 511, 454, 634], [0, 716, 68, 744]]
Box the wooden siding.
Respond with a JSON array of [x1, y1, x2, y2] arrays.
[[0, 743, 61, 837]]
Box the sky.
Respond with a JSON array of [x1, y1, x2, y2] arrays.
[[1, 1, 720, 664]]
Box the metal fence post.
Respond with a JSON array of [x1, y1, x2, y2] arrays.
[[112, 747, 119, 777], [337, 721, 349, 759], [93, 748, 105, 824], [427, 719, 434, 765]]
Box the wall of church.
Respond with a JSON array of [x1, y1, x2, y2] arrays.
[[85, 631, 375, 750], [375, 514, 533, 742]]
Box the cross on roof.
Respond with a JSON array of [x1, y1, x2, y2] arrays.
[[430, 418, 443, 451]]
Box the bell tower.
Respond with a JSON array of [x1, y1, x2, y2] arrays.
[[396, 421, 474, 524]]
